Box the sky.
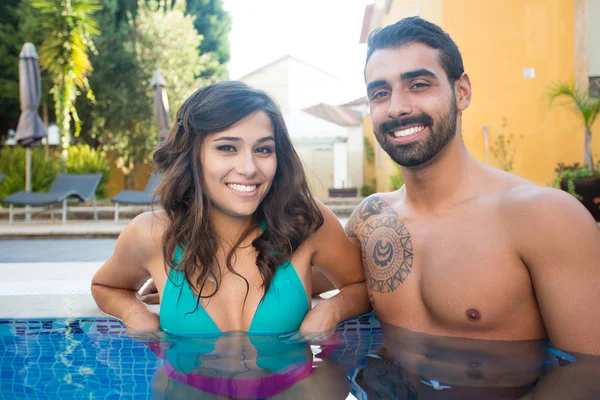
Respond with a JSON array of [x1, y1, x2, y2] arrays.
[[222, 0, 372, 101]]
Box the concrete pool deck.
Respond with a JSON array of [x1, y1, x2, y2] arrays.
[[0, 261, 161, 319], [0, 217, 349, 319]]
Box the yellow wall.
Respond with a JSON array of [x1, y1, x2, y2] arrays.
[[363, 115, 401, 192], [369, 0, 600, 187], [105, 163, 153, 198]]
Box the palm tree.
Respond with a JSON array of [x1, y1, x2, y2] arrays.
[[549, 82, 600, 172], [30, 0, 101, 152]]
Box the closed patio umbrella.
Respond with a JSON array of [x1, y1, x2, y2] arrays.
[[15, 42, 46, 221], [151, 69, 170, 141]]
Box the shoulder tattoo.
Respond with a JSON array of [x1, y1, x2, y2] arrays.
[[345, 196, 397, 238], [346, 196, 414, 294]]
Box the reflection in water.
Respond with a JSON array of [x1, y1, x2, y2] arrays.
[[124, 314, 600, 399], [347, 323, 555, 399], [2, 317, 599, 398], [144, 334, 350, 399], [331, 322, 600, 400]]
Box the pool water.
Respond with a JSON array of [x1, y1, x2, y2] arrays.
[[0, 314, 587, 399], [0, 315, 381, 399]]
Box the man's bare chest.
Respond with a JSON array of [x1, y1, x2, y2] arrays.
[[359, 208, 540, 336]]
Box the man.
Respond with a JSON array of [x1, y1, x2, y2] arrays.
[[345, 16, 600, 355]]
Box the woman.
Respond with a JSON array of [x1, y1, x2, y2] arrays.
[[91, 81, 369, 336]]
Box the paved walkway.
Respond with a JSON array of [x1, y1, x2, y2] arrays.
[[0, 219, 130, 239], [0, 217, 348, 319], [0, 217, 349, 239]]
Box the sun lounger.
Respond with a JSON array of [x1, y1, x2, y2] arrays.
[[1, 173, 102, 224], [111, 173, 161, 223]]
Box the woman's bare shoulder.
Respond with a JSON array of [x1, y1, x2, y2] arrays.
[[121, 210, 170, 257]]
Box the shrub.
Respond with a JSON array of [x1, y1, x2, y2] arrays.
[[389, 165, 404, 190], [65, 144, 112, 198], [360, 178, 377, 197], [0, 146, 61, 200], [552, 162, 599, 200]]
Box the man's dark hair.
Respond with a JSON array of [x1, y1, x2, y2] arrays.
[[366, 16, 464, 83]]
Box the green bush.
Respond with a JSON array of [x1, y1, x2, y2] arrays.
[[65, 144, 112, 198], [389, 165, 404, 190], [553, 162, 599, 200], [0, 146, 61, 200], [360, 178, 377, 197]]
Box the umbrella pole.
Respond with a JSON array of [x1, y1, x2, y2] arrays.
[[25, 147, 31, 221]]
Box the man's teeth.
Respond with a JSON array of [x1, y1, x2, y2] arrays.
[[228, 183, 257, 193], [392, 125, 425, 137]]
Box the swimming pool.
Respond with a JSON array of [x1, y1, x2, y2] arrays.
[[0, 313, 590, 399], [0, 314, 381, 399]]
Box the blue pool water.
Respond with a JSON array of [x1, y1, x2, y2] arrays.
[[0, 315, 381, 399], [0, 319, 160, 399], [0, 314, 593, 399]]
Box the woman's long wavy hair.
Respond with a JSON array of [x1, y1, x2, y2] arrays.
[[153, 81, 324, 307]]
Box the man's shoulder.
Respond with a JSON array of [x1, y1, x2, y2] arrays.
[[500, 184, 581, 213], [344, 191, 401, 238], [498, 183, 596, 231]]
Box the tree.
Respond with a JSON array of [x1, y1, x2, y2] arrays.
[[30, 0, 101, 154], [549, 82, 600, 172], [0, 0, 55, 142], [185, 0, 230, 80], [80, 0, 215, 189], [0, 0, 22, 142]]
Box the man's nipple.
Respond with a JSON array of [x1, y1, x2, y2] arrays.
[[466, 308, 481, 322]]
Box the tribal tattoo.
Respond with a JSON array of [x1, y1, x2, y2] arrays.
[[345, 196, 397, 238], [345, 196, 414, 293]]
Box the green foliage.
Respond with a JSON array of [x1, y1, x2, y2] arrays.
[[553, 162, 598, 200], [548, 81, 600, 171], [79, 0, 214, 189], [185, 0, 231, 80], [31, 0, 101, 149], [64, 144, 111, 197], [132, 0, 216, 98], [0, 146, 61, 199], [0, 0, 54, 143], [549, 82, 600, 129], [0, 0, 22, 143], [489, 117, 520, 172], [389, 165, 404, 190], [360, 178, 377, 197], [364, 136, 375, 164]]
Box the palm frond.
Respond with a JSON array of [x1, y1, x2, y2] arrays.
[[548, 81, 600, 129]]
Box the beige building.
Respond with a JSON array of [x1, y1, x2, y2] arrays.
[[240, 55, 364, 198]]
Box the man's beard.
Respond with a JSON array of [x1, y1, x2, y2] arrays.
[[375, 104, 458, 168]]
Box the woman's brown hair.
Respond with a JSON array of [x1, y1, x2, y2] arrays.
[[153, 81, 324, 308]]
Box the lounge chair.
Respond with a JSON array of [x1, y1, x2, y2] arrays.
[[1, 173, 102, 224], [110, 173, 161, 223]]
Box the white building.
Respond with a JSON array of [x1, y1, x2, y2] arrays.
[[239, 55, 364, 198]]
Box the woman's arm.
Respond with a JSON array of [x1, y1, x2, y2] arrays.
[[91, 212, 161, 330], [300, 202, 371, 335]]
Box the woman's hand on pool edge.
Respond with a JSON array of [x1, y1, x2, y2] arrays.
[[139, 279, 160, 304], [123, 304, 160, 332], [298, 300, 340, 339]]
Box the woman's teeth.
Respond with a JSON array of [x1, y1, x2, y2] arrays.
[[392, 125, 425, 137], [228, 183, 257, 193]]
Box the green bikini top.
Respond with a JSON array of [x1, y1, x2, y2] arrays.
[[159, 223, 310, 336]]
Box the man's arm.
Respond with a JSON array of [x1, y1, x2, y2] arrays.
[[511, 187, 600, 355], [344, 194, 397, 240]]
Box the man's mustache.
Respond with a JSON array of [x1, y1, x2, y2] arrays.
[[379, 114, 434, 135]]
